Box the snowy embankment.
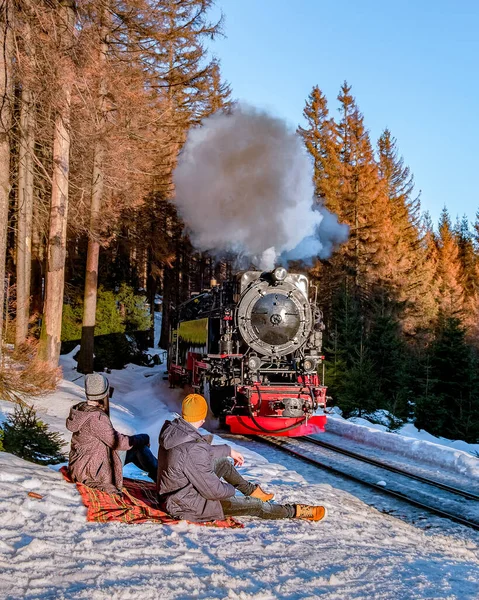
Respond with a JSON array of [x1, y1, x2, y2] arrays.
[[1, 345, 479, 599], [326, 414, 479, 478]]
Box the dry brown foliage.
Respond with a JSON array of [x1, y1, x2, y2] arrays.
[[0, 341, 61, 403]]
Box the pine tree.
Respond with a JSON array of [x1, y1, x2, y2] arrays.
[[340, 349, 381, 418], [297, 85, 340, 212], [200, 59, 233, 117], [473, 210, 479, 252], [365, 290, 410, 420], [454, 216, 479, 335], [325, 284, 381, 417], [376, 129, 426, 333], [415, 316, 479, 443], [335, 82, 390, 290], [416, 212, 441, 332], [436, 207, 464, 318], [1, 404, 66, 465]]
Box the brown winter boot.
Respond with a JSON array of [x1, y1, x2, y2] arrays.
[[295, 504, 328, 522], [250, 485, 274, 502]]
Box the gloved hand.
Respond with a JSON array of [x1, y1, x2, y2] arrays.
[[132, 433, 150, 448]]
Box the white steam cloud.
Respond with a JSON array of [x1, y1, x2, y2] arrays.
[[174, 104, 348, 269]]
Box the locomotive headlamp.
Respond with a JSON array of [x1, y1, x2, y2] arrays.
[[272, 267, 287, 282], [302, 357, 317, 373], [247, 355, 262, 371]]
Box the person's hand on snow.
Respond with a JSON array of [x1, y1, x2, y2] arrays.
[[230, 448, 244, 466]]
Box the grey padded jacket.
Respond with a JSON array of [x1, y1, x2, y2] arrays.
[[157, 418, 234, 521]]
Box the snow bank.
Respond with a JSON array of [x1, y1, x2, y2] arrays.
[[327, 416, 479, 478]]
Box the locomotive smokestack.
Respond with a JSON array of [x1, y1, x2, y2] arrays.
[[174, 104, 348, 267]]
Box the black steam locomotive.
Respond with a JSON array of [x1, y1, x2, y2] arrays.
[[168, 267, 327, 436]]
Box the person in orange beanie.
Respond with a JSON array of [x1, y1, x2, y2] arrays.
[[157, 393, 327, 523]]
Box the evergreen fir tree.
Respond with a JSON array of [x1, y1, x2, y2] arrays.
[[454, 216, 479, 335], [200, 58, 233, 117], [415, 316, 479, 443], [436, 207, 465, 317], [376, 129, 426, 334], [2, 404, 67, 465], [366, 291, 408, 411], [416, 212, 441, 332], [335, 82, 391, 290], [325, 284, 380, 417], [339, 345, 381, 418], [297, 85, 340, 212], [473, 210, 479, 252]]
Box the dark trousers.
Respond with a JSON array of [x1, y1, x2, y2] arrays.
[[125, 446, 158, 483], [213, 457, 296, 520]]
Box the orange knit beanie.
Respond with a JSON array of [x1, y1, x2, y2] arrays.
[[182, 394, 208, 423]]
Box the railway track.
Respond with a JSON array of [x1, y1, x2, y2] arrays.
[[303, 436, 479, 502], [257, 435, 479, 531]]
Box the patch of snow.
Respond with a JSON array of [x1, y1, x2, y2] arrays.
[[327, 416, 479, 478], [154, 311, 162, 349]]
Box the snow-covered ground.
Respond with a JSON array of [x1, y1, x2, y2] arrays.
[[1, 347, 479, 599], [333, 407, 479, 460]]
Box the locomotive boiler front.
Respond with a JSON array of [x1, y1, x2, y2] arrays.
[[236, 267, 313, 357], [168, 267, 328, 437], [220, 267, 327, 436]]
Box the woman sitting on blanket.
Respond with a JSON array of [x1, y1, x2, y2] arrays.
[[66, 373, 158, 495], [157, 394, 328, 522]]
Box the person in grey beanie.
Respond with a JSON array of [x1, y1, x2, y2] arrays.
[[66, 373, 158, 494]]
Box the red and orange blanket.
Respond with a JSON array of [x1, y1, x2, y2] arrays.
[[60, 467, 242, 528]]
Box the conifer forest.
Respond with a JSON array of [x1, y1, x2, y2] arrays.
[[1, 1, 479, 444]]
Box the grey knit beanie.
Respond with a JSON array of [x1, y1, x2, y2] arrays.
[[84, 373, 109, 402]]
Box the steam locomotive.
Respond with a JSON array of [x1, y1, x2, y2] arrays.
[[167, 267, 328, 437]]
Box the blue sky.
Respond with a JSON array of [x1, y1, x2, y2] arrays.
[[211, 0, 479, 229]]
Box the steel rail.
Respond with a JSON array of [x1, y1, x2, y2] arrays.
[[257, 436, 479, 532], [303, 436, 479, 502]]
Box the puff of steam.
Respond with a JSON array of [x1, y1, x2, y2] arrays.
[[174, 104, 323, 265]]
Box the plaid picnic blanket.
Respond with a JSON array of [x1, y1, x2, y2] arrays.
[[60, 466, 243, 528]]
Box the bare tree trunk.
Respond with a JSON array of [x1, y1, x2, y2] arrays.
[[31, 140, 48, 317], [146, 249, 156, 347], [159, 265, 172, 350], [31, 190, 45, 316], [77, 5, 109, 374], [0, 3, 13, 357], [16, 72, 35, 346], [38, 0, 75, 367]]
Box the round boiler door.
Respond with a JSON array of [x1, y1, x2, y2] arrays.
[[250, 293, 301, 345]]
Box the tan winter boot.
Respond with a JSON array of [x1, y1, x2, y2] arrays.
[[295, 504, 328, 522], [250, 485, 274, 502]]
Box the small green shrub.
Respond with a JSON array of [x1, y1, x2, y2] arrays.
[[61, 303, 83, 342], [117, 283, 152, 332], [61, 284, 150, 342], [1, 404, 67, 465], [92, 333, 147, 371]]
